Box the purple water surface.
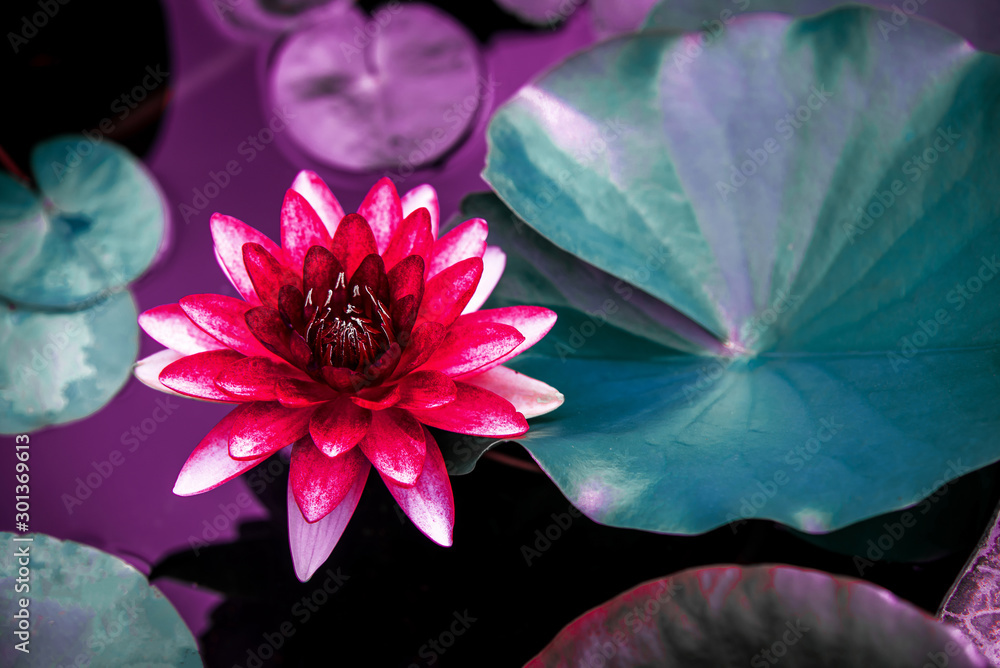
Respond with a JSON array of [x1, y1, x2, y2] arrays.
[[0, 0, 598, 642]]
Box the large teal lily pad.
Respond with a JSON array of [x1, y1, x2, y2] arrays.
[[526, 565, 987, 667], [0, 533, 202, 667], [0, 136, 167, 308], [476, 6, 1000, 534], [0, 291, 139, 434]]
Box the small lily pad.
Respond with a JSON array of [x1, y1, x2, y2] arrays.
[[0, 136, 167, 309], [0, 291, 139, 434], [268, 3, 486, 172], [0, 533, 202, 667]]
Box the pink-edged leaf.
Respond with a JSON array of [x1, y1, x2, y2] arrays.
[[174, 409, 269, 496], [229, 401, 315, 459], [281, 188, 332, 273], [288, 463, 369, 582], [420, 322, 525, 378], [417, 257, 483, 327], [427, 217, 488, 278], [160, 349, 246, 402], [461, 365, 563, 419], [290, 438, 368, 523], [138, 304, 227, 355], [401, 184, 439, 239], [393, 322, 447, 379], [462, 245, 506, 314], [395, 370, 456, 409], [179, 294, 276, 359], [215, 355, 310, 401], [291, 170, 345, 237], [357, 176, 402, 254], [310, 396, 372, 457], [408, 381, 529, 437], [382, 207, 434, 270], [134, 349, 186, 397], [210, 213, 283, 304], [382, 427, 454, 546], [276, 378, 338, 407], [243, 242, 301, 309], [331, 213, 378, 279], [358, 408, 426, 487], [451, 306, 557, 376]]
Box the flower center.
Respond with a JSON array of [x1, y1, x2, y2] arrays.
[[304, 279, 395, 372]]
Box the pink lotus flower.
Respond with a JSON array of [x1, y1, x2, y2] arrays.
[[135, 172, 562, 580]]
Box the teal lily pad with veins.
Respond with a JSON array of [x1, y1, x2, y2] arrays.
[[0, 533, 202, 667], [468, 5, 1000, 535], [0, 135, 167, 308]]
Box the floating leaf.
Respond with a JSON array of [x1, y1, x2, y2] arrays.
[[0, 533, 202, 667], [941, 498, 1000, 664], [527, 565, 987, 667], [0, 136, 167, 309], [0, 291, 138, 434], [643, 0, 1000, 53], [268, 3, 485, 172], [475, 6, 1000, 534]]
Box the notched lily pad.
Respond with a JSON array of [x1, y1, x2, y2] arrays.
[[0, 136, 167, 309]]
